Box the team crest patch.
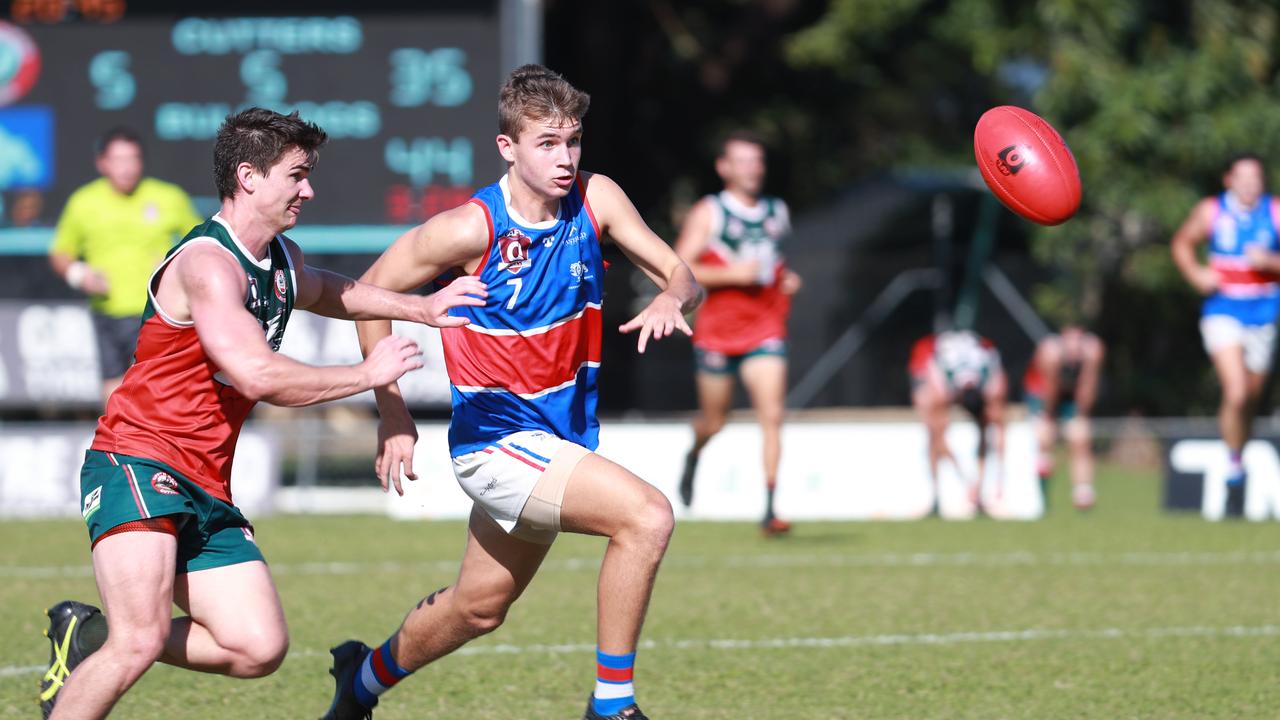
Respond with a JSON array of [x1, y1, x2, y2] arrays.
[[151, 472, 180, 495], [273, 269, 288, 301], [498, 228, 532, 274]]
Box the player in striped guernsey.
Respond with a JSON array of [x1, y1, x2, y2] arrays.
[[1172, 153, 1280, 513], [322, 65, 702, 720], [908, 330, 1008, 515], [674, 130, 802, 536], [40, 109, 486, 720]]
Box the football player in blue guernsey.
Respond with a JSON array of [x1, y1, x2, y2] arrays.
[[1172, 153, 1280, 514], [320, 65, 702, 720]]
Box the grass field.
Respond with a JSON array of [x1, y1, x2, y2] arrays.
[[3, 462, 1279, 719]]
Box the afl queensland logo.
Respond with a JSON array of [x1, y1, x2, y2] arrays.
[[151, 472, 180, 496], [0, 22, 40, 106], [273, 269, 288, 301], [498, 228, 532, 274]]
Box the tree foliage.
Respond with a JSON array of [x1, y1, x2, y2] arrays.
[[547, 0, 1280, 412]]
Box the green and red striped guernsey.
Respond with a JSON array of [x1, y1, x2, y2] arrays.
[[91, 215, 296, 504]]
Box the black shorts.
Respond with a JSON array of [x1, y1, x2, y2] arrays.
[[90, 312, 141, 380]]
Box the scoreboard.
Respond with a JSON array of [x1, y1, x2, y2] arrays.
[[0, 1, 515, 225]]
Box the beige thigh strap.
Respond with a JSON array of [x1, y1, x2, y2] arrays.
[[512, 443, 589, 543]]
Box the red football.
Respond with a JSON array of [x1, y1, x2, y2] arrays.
[[973, 106, 1081, 226]]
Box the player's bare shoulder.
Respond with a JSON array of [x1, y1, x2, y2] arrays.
[[579, 171, 627, 198], [674, 197, 717, 259], [368, 200, 491, 286], [579, 171, 629, 219], [1173, 196, 1219, 244], [1194, 196, 1221, 225], [1082, 332, 1106, 361], [174, 241, 245, 296], [155, 240, 244, 323], [417, 200, 492, 264]]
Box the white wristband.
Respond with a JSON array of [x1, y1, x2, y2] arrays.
[[65, 261, 89, 291]]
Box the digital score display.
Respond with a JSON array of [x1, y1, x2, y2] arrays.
[[9, 8, 504, 224]]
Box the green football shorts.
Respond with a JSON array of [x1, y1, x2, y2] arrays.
[[79, 450, 264, 574]]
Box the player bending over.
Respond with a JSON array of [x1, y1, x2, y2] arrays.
[[1024, 325, 1105, 510], [908, 330, 1008, 515]]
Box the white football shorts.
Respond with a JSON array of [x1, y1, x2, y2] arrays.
[[452, 430, 589, 544], [1200, 314, 1277, 374]]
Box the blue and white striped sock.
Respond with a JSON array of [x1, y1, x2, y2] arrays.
[[352, 638, 412, 708], [592, 649, 636, 716]]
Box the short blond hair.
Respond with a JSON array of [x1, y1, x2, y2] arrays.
[[498, 64, 590, 139]]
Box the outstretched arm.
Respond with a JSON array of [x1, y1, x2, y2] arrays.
[[286, 236, 486, 326], [174, 244, 424, 407], [586, 173, 703, 352]]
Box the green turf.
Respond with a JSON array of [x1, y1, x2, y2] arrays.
[[3, 463, 1279, 719]]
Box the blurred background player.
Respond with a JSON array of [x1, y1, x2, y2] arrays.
[[47, 127, 201, 403], [39, 109, 487, 720], [1171, 152, 1280, 514], [908, 329, 1008, 515], [1024, 326, 1105, 510], [675, 130, 801, 536], [325, 65, 700, 720]]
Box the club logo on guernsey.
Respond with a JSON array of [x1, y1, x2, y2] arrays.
[[151, 472, 180, 495], [273, 269, 287, 301], [498, 228, 532, 274], [569, 261, 592, 289]]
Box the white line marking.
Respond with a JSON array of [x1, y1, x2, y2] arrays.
[[4, 624, 1277, 679], [5, 549, 1280, 579]]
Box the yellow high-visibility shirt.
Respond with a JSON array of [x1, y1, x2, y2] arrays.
[[50, 177, 201, 317]]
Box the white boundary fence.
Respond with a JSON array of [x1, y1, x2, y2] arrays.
[[5, 416, 1280, 522], [2, 420, 1041, 521]]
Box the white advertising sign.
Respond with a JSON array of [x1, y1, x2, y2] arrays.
[[0, 424, 280, 518], [388, 422, 1043, 521]]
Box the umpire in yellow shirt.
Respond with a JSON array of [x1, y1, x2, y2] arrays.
[[48, 127, 200, 402]]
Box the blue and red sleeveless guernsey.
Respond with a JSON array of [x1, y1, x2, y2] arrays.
[[442, 174, 604, 455], [91, 215, 296, 504], [1204, 192, 1280, 325]]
